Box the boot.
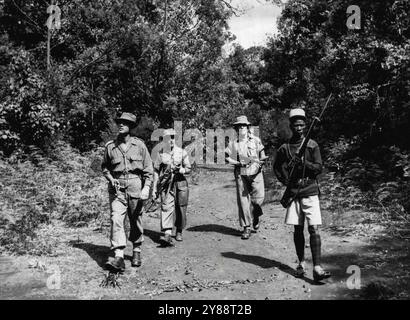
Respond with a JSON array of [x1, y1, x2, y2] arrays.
[[131, 251, 142, 267], [105, 256, 125, 273]]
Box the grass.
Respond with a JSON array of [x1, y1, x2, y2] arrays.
[[0, 143, 108, 255]]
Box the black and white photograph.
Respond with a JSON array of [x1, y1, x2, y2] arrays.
[[0, 0, 409, 303]]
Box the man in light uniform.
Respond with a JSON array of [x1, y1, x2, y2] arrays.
[[101, 112, 153, 272], [225, 116, 267, 240], [152, 129, 191, 246], [273, 108, 331, 282]]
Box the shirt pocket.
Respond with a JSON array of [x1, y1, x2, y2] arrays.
[[247, 144, 258, 158], [111, 157, 122, 170], [128, 153, 144, 171]]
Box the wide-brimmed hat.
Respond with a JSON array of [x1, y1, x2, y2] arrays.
[[115, 112, 137, 126], [163, 128, 176, 136], [289, 108, 306, 120], [233, 115, 251, 126]]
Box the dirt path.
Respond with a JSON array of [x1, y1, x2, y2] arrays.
[[1, 170, 409, 300]]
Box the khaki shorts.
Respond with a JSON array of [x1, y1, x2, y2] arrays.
[[285, 195, 322, 226]]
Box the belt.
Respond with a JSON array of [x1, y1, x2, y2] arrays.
[[112, 172, 141, 179], [292, 178, 316, 188]]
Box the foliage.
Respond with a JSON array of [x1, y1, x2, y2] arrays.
[[0, 143, 108, 255]]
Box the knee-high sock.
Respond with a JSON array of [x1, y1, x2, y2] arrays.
[[293, 230, 305, 262], [310, 234, 321, 266], [252, 204, 263, 218]]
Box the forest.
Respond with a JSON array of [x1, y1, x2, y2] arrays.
[[0, 0, 409, 266]]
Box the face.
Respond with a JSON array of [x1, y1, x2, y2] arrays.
[[236, 124, 248, 137], [117, 120, 130, 135], [290, 118, 306, 138]]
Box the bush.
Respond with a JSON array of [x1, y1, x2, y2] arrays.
[[0, 49, 60, 156], [0, 142, 108, 254]]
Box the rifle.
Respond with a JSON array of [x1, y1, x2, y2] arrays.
[[142, 165, 181, 214], [280, 94, 332, 208]]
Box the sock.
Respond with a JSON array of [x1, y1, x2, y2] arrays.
[[310, 234, 321, 266], [294, 231, 305, 262], [114, 249, 124, 258], [133, 245, 141, 253], [165, 229, 172, 236]]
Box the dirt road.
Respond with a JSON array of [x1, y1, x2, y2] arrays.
[[1, 170, 408, 300]]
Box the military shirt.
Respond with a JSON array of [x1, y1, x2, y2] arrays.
[[154, 145, 190, 171], [101, 137, 153, 188], [225, 134, 265, 176]]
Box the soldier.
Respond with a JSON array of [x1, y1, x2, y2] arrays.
[[273, 108, 331, 282], [225, 116, 267, 240], [152, 129, 191, 247], [101, 112, 153, 272]]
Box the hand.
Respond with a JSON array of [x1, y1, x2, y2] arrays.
[[238, 159, 248, 167], [152, 189, 158, 199], [179, 167, 186, 174], [290, 156, 302, 167], [140, 186, 150, 200], [111, 179, 119, 188]]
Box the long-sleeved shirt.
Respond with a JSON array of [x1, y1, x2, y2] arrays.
[[273, 137, 322, 198]]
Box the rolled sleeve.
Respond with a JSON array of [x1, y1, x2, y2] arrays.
[[141, 144, 153, 187], [182, 149, 191, 171], [101, 146, 111, 174]]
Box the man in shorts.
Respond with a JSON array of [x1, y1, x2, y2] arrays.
[[274, 108, 331, 282]]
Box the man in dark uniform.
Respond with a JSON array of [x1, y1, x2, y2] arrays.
[[274, 108, 331, 282], [101, 112, 153, 272]]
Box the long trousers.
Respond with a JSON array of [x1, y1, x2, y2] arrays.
[[108, 179, 144, 250], [160, 179, 189, 232], [234, 170, 265, 228]]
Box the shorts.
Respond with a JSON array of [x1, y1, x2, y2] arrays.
[[285, 195, 322, 226]]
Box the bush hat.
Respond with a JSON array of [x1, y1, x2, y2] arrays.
[[115, 112, 137, 127], [233, 115, 251, 126]]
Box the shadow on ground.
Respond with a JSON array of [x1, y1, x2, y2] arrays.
[[69, 241, 110, 269], [187, 224, 240, 237], [220, 251, 317, 285], [318, 233, 410, 299], [144, 228, 164, 245]]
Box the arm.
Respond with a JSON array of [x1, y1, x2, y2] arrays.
[[141, 144, 153, 188], [179, 150, 191, 175], [225, 141, 244, 166], [152, 154, 161, 197], [273, 147, 289, 186], [101, 145, 117, 186], [304, 144, 323, 177], [140, 144, 153, 200]]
